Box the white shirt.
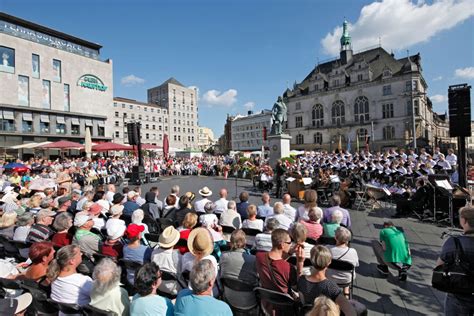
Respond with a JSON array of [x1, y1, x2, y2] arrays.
[[283, 204, 297, 221], [194, 198, 211, 213], [265, 214, 293, 231], [105, 191, 115, 204], [51, 273, 93, 307], [446, 153, 457, 166], [242, 219, 264, 232], [214, 198, 229, 214]]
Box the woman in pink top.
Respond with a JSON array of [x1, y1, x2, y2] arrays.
[[300, 206, 323, 240]]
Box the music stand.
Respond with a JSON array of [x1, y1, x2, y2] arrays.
[[428, 174, 454, 227]]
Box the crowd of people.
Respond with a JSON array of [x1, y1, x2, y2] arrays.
[[0, 145, 472, 316]]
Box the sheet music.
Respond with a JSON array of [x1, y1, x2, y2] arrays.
[[286, 177, 296, 182], [329, 175, 340, 183], [302, 177, 313, 185], [382, 187, 392, 196], [435, 180, 453, 190]]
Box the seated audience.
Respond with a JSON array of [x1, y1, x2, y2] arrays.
[[72, 212, 101, 256], [300, 206, 323, 240], [306, 295, 340, 316], [27, 209, 56, 242], [327, 227, 359, 297], [0, 292, 33, 316], [199, 202, 219, 228], [13, 212, 34, 242], [265, 202, 292, 230], [323, 194, 351, 228], [297, 245, 357, 316], [282, 193, 297, 221], [214, 188, 229, 214], [48, 245, 93, 307], [242, 204, 264, 232], [372, 221, 411, 281], [175, 259, 232, 315], [297, 190, 318, 221], [15, 241, 55, 284], [51, 213, 73, 248], [151, 226, 183, 296], [90, 258, 130, 316], [194, 186, 213, 214], [175, 195, 195, 228], [106, 204, 126, 229], [131, 262, 174, 315], [176, 212, 198, 254], [123, 224, 152, 283], [181, 228, 218, 283], [236, 191, 250, 220], [219, 230, 258, 308], [257, 192, 274, 218], [102, 224, 125, 258], [219, 200, 242, 231], [322, 210, 343, 238], [255, 217, 279, 252], [255, 229, 305, 315]]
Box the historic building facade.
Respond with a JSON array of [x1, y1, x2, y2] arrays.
[[231, 110, 271, 151], [285, 20, 439, 152], [197, 126, 215, 151], [0, 12, 112, 148], [147, 78, 198, 150]]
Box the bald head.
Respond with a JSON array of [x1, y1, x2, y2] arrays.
[[219, 188, 228, 198], [282, 194, 291, 204], [262, 192, 270, 204]]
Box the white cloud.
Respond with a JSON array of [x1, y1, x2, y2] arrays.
[[243, 101, 255, 111], [455, 67, 474, 79], [202, 89, 238, 107], [121, 74, 145, 86], [430, 94, 447, 103], [433, 76, 443, 81], [321, 0, 474, 56], [188, 86, 200, 101]]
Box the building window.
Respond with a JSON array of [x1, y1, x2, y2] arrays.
[[174, 127, 177, 132], [144, 107, 147, 112], [314, 132, 322, 145], [357, 74, 363, 81], [32, 54, 40, 78], [331, 100, 345, 126], [98, 126, 105, 136], [296, 134, 304, 145], [145, 124, 149, 129], [122, 104, 125, 108], [406, 100, 413, 115], [42, 80, 51, 109], [354, 96, 369, 123], [0, 117, 15, 132], [383, 126, 395, 140], [382, 103, 394, 119], [414, 100, 419, 115], [115, 112, 119, 117], [138, 115, 142, 120], [113, 102, 117, 107], [18, 76, 29, 106], [146, 133, 149, 139], [52, 59, 61, 82], [295, 102, 301, 110], [174, 135, 177, 141], [71, 124, 80, 135], [22, 120, 33, 133], [333, 79, 340, 87], [115, 121, 119, 127], [314, 84, 319, 91], [131, 114, 135, 119], [123, 113, 127, 118], [357, 128, 368, 144], [0, 46, 15, 73], [115, 131, 120, 138], [405, 80, 411, 92], [412, 80, 419, 92], [64, 84, 70, 112], [152, 125, 155, 130], [295, 116, 303, 128], [382, 85, 392, 96], [40, 122, 49, 133], [159, 125, 162, 131], [312, 104, 324, 128], [56, 123, 66, 134]]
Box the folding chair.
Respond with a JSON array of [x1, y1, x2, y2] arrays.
[[221, 277, 258, 315], [83, 304, 118, 316], [254, 287, 300, 315], [46, 299, 84, 315], [328, 259, 355, 299]]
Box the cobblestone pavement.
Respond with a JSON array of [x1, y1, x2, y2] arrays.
[[134, 175, 449, 315]]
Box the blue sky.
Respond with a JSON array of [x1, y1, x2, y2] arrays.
[[1, 0, 473, 136]]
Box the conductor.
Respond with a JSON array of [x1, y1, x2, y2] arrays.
[[275, 159, 286, 198], [393, 178, 428, 217]]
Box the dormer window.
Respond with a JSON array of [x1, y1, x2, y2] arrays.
[[383, 68, 392, 78]]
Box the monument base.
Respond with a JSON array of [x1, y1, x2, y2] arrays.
[[268, 134, 292, 166]]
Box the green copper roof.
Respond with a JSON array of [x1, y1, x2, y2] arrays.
[[340, 20, 351, 47]]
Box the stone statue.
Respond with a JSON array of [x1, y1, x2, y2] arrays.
[[271, 96, 287, 135]]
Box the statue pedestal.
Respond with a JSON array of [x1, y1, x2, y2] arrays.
[[268, 134, 292, 166]]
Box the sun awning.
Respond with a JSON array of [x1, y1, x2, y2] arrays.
[[97, 121, 105, 127], [71, 117, 80, 125], [56, 116, 65, 124], [10, 142, 37, 149], [22, 113, 33, 121], [26, 141, 52, 148], [85, 119, 93, 126], [40, 114, 50, 123], [3, 110, 15, 120]]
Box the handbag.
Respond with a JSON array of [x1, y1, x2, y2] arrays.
[[431, 237, 474, 295]]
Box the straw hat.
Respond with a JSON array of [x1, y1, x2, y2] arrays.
[[187, 227, 214, 257], [198, 186, 212, 197], [158, 226, 180, 248]]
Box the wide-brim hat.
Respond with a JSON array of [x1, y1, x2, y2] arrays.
[[110, 204, 124, 216], [159, 226, 180, 248], [198, 186, 212, 197], [112, 193, 125, 205], [187, 227, 214, 257], [0, 293, 32, 315]]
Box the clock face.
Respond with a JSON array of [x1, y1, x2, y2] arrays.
[[272, 145, 278, 151]]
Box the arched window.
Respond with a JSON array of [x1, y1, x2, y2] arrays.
[[357, 128, 368, 144], [296, 134, 304, 145], [354, 96, 369, 123], [331, 100, 345, 126], [313, 132, 323, 145], [312, 104, 324, 128], [383, 126, 395, 140]]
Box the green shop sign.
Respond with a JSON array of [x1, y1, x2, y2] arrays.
[[77, 74, 108, 92]]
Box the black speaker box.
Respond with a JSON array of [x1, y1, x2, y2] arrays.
[[448, 84, 471, 137]]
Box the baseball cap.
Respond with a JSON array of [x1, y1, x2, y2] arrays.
[[107, 223, 126, 240], [126, 224, 145, 238], [57, 196, 71, 207], [110, 204, 124, 216], [36, 209, 56, 220], [88, 203, 102, 215]]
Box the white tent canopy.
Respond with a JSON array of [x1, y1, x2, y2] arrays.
[[10, 141, 52, 149]]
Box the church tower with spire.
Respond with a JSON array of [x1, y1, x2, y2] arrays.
[[340, 19, 353, 65]]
